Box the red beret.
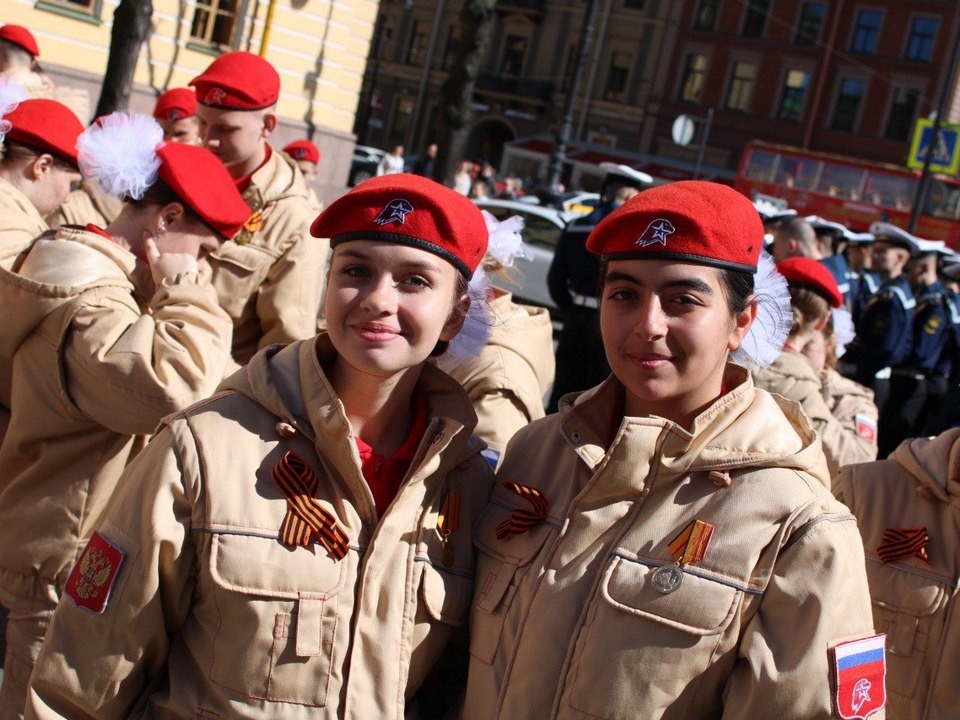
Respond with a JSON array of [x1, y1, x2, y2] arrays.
[[587, 180, 763, 273], [0, 25, 39, 57], [311, 174, 487, 277], [4, 99, 83, 167], [156, 143, 251, 239], [153, 88, 197, 122], [283, 139, 320, 164], [189, 51, 280, 110], [776, 257, 843, 308]]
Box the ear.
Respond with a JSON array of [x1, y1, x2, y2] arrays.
[[157, 202, 187, 232], [261, 111, 278, 138], [813, 312, 830, 332], [31, 154, 54, 181], [439, 291, 470, 342], [727, 298, 759, 351]]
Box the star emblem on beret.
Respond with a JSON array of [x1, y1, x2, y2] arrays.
[[637, 218, 676, 247], [374, 198, 414, 226]]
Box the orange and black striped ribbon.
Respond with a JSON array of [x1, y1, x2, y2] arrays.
[[496, 481, 549, 539], [272, 451, 349, 560], [667, 519, 715, 565], [437, 490, 461, 537], [877, 526, 929, 564]]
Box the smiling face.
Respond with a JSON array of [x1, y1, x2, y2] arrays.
[[323, 240, 467, 384], [599, 258, 755, 426]]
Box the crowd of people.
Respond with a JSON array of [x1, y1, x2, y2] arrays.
[[0, 19, 956, 720]]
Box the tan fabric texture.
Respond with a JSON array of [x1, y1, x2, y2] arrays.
[[438, 290, 555, 458], [836, 430, 960, 720], [752, 348, 855, 480], [27, 335, 495, 720], [208, 147, 328, 364], [0, 226, 233, 611], [48, 180, 123, 229], [820, 366, 879, 469], [463, 366, 879, 719], [0, 175, 48, 271]]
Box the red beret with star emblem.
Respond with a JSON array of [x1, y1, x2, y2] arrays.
[[156, 142, 252, 239], [4, 98, 83, 168], [776, 257, 843, 308], [153, 88, 198, 122], [0, 25, 40, 57], [189, 51, 280, 110], [311, 174, 488, 277], [283, 139, 320, 164], [586, 180, 764, 273]]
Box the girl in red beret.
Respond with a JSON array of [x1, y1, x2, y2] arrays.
[[0, 112, 250, 717], [754, 257, 879, 479], [464, 181, 883, 720], [28, 173, 495, 720]]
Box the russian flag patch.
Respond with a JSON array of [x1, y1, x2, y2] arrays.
[[833, 634, 886, 719], [855, 414, 878, 443]]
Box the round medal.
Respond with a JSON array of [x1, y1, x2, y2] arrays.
[[652, 564, 684, 594]]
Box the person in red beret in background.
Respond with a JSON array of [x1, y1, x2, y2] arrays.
[[282, 138, 323, 213], [28, 174, 496, 719], [189, 51, 328, 363], [0, 88, 83, 270], [463, 181, 882, 720], [153, 87, 200, 145], [0, 112, 249, 718], [754, 257, 878, 479]]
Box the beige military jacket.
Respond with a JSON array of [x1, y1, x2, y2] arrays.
[[752, 347, 856, 479], [208, 147, 328, 364], [28, 335, 494, 720], [0, 226, 233, 608], [438, 290, 555, 460], [836, 430, 960, 720], [464, 366, 880, 720], [48, 179, 123, 229], [0, 174, 48, 270], [821, 366, 878, 468]]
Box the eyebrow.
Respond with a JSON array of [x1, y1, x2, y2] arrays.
[[605, 270, 715, 295], [335, 247, 445, 273]]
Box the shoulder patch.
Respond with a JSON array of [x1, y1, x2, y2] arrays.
[[832, 634, 886, 719], [854, 414, 877, 443], [65, 531, 126, 614]]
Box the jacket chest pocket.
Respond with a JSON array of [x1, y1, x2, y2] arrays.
[[208, 244, 274, 318], [568, 554, 743, 720], [866, 559, 949, 700], [206, 531, 348, 708], [469, 500, 555, 664]]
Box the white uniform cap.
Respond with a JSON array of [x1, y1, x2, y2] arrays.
[[869, 221, 923, 252], [846, 231, 875, 245], [598, 162, 653, 186], [753, 197, 797, 223]]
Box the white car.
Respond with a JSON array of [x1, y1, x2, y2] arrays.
[[349, 145, 386, 186], [472, 198, 577, 317]]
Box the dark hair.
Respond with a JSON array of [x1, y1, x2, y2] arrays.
[[129, 177, 213, 234], [430, 272, 472, 357], [597, 261, 755, 315]]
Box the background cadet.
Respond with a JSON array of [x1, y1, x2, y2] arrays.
[[768, 215, 818, 263], [27, 175, 494, 720], [845, 230, 880, 325], [545, 162, 651, 411], [836, 428, 960, 719], [435, 211, 555, 465], [0, 113, 249, 718], [282, 138, 323, 213], [805, 215, 856, 309], [842, 222, 917, 423], [880, 238, 954, 456], [464, 181, 881, 720], [189, 51, 327, 363], [152, 87, 200, 144], [754, 257, 875, 476], [0, 93, 83, 270]]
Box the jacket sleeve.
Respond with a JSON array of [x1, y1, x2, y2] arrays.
[[821, 372, 879, 471], [721, 508, 880, 719], [254, 205, 327, 351], [63, 275, 233, 436], [26, 421, 199, 720]]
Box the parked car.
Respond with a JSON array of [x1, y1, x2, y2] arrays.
[[560, 190, 601, 216], [348, 145, 385, 186], [472, 198, 576, 323]]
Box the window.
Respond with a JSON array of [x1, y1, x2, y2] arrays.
[[905, 17, 938, 62], [742, 0, 770, 38], [679, 53, 707, 102], [441, 25, 459, 70], [624, 0, 645, 8], [501, 35, 527, 75], [40, 0, 101, 15], [850, 9, 882, 54], [795, 2, 826, 45], [406, 20, 429, 65], [832, 78, 866, 131], [726, 61, 756, 111], [604, 52, 632, 101], [190, 0, 238, 47], [777, 69, 810, 122], [885, 87, 920, 140], [694, 0, 720, 32]]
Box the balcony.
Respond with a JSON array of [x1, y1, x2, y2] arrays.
[[476, 71, 555, 102], [497, 0, 547, 14]]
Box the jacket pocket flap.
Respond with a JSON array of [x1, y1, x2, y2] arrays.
[[866, 558, 947, 617], [601, 555, 741, 636], [472, 497, 553, 566], [420, 561, 472, 626], [210, 243, 272, 273]]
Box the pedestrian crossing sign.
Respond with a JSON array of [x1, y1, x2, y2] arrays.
[[907, 118, 960, 174]]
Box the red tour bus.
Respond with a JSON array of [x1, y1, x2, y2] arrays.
[[735, 140, 960, 247]]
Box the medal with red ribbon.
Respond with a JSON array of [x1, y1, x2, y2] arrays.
[[652, 519, 716, 594], [877, 526, 929, 564], [437, 490, 460, 566]]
